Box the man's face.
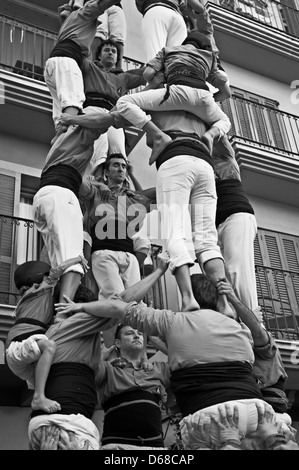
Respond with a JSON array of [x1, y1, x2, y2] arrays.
[[98, 44, 118, 70], [116, 326, 144, 353], [105, 157, 127, 184]]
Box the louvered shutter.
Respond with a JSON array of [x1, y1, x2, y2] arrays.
[[0, 171, 19, 304], [249, 97, 270, 144], [255, 229, 299, 339], [231, 92, 253, 140], [219, 98, 236, 137], [264, 100, 286, 150], [280, 0, 299, 36]]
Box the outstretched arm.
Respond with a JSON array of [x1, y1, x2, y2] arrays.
[[55, 253, 169, 317], [57, 112, 114, 130], [120, 252, 169, 303], [217, 279, 268, 346]]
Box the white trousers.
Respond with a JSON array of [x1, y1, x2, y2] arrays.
[[96, 5, 127, 44], [217, 212, 258, 310], [28, 413, 100, 450], [117, 85, 231, 136], [44, 57, 85, 130], [6, 334, 47, 390], [156, 156, 223, 273], [141, 6, 187, 61], [91, 249, 141, 299], [180, 398, 292, 449], [33, 186, 85, 275]]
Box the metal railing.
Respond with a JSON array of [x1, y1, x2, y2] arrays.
[[0, 215, 166, 309], [0, 14, 144, 83], [0, 214, 42, 306], [207, 0, 299, 36], [1, 215, 299, 343], [256, 264, 299, 340], [221, 94, 299, 157], [1, 1, 298, 85]]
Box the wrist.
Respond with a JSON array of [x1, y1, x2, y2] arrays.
[[220, 438, 241, 450], [265, 433, 287, 450]]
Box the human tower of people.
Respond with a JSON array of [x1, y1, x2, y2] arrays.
[[5, 0, 298, 451]]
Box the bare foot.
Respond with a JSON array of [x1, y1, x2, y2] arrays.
[[31, 396, 61, 413], [201, 132, 214, 155], [149, 135, 172, 165]]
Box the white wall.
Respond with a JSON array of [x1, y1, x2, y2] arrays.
[[250, 196, 299, 236], [222, 62, 298, 116]]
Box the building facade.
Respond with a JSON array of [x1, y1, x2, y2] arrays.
[[0, 0, 299, 449]]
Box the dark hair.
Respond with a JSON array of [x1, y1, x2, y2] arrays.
[[53, 284, 97, 304], [14, 261, 51, 290], [115, 323, 127, 340], [104, 153, 127, 171], [191, 273, 218, 310], [74, 285, 98, 303], [97, 39, 121, 62], [182, 31, 212, 51]]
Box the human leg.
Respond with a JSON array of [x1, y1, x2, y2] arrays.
[[108, 5, 127, 69], [217, 213, 258, 311], [6, 334, 48, 389], [31, 338, 61, 413], [33, 186, 85, 304], [91, 250, 125, 299], [44, 57, 85, 142], [156, 156, 199, 311], [189, 158, 232, 315], [141, 7, 187, 61]]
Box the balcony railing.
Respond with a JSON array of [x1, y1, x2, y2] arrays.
[[207, 0, 299, 37], [1, 217, 299, 342], [256, 264, 299, 341], [220, 94, 299, 157], [0, 214, 43, 306], [0, 14, 144, 84], [0, 214, 166, 310]]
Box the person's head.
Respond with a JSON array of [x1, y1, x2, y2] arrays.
[[96, 39, 120, 70], [114, 324, 145, 356], [104, 154, 128, 184], [53, 283, 97, 305], [190, 273, 218, 310], [58, 3, 73, 24], [182, 30, 212, 51], [14, 260, 51, 295]]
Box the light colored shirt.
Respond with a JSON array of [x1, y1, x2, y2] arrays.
[[96, 359, 170, 405], [122, 301, 255, 372]]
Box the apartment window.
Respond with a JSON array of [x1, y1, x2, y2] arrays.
[[255, 228, 299, 339], [0, 170, 40, 305], [220, 87, 288, 150]]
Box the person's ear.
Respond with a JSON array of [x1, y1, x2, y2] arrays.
[[115, 339, 120, 349]]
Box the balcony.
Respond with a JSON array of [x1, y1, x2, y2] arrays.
[[209, 0, 299, 36], [205, 0, 299, 83], [220, 94, 299, 206]]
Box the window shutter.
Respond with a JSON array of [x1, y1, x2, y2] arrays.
[[0, 172, 18, 303], [255, 229, 299, 339], [232, 92, 253, 140], [250, 98, 270, 144], [264, 100, 286, 150], [219, 98, 236, 137], [280, 0, 299, 36]]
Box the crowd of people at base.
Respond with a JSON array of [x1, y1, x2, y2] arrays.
[[4, 0, 299, 451]]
